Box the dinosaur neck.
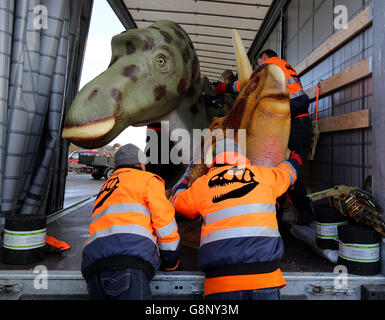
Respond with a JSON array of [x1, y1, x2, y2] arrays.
[[145, 93, 208, 189], [149, 78, 209, 159]]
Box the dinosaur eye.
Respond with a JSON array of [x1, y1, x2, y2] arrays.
[[156, 55, 166, 66], [153, 52, 173, 74]]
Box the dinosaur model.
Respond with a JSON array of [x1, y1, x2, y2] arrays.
[[62, 20, 210, 153], [180, 29, 291, 185], [62, 20, 228, 188]]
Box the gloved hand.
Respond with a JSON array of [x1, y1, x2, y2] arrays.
[[214, 81, 227, 95], [174, 177, 189, 193], [180, 177, 188, 187], [289, 150, 302, 166]]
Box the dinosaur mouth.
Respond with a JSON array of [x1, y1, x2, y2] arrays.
[[62, 116, 116, 141]]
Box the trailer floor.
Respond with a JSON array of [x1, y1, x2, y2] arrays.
[[0, 200, 334, 272]]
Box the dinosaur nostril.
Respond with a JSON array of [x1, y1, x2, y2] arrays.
[[88, 88, 99, 100]]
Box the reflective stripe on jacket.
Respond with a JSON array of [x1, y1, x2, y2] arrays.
[[172, 159, 298, 295], [81, 168, 180, 280]]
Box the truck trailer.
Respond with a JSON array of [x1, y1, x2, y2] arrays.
[[0, 0, 385, 301]]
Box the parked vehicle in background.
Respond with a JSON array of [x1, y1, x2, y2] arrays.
[[68, 150, 101, 173], [77, 143, 121, 180], [79, 153, 115, 180]]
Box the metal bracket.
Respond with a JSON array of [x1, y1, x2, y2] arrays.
[[305, 283, 357, 296], [0, 280, 23, 295]]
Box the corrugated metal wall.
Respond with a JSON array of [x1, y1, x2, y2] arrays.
[[253, 0, 373, 192]]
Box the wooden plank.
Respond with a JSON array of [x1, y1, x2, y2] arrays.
[[295, 7, 372, 75], [305, 57, 372, 100], [318, 109, 370, 133]]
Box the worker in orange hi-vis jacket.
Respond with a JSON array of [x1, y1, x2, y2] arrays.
[[171, 138, 302, 300], [215, 49, 314, 225], [81, 144, 180, 300]]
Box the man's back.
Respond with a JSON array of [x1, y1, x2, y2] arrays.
[[172, 159, 299, 296], [82, 167, 180, 282]]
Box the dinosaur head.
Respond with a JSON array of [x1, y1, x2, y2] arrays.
[[62, 20, 202, 148]]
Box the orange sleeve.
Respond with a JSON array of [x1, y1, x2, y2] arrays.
[[171, 178, 203, 219], [145, 176, 180, 249], [261, 161, 298, 198]]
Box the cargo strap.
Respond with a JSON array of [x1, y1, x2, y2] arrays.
[[307, 81, 322, 160], [46, 235, 71, 253]]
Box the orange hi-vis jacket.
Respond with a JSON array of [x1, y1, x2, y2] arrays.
[[81, 168, 180, 281], [172, 159, 298, 296], [264, 57, 306, 100]]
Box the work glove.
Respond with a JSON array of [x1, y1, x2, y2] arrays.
[[178, 177, 189, 189], [172, 177, 189, 197], [289, 150, 302, 166], [214, 81, 227, 95]]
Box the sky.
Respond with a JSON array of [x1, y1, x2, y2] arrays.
[[79, 0, 147, 151]]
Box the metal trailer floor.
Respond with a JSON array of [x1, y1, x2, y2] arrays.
[[1, 197, 385, 300], [0, 198, 334, 273]]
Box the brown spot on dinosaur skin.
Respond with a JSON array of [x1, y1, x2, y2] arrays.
[[111, 88, 122, 101], [174, 23, 186, 35], [177, 78, 187, 95], [190, 103, 199, 114], [88, 88, 99, 100], [126, 41, 136, 54], [108, 56, 119, 67], [160, 31, 173, 43], [143, 36, 155, 50], [154, 85, 167, 101], [173, 27, 185, 40], [182, 47, 190, 64], [123, 65, 140, 82], [222, 97, 247, 129], [192, 57, 199, 78]]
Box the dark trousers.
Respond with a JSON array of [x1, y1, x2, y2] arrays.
[[287, 116, 314, 224], [205, 287, 281, 300], [87, 268, 152, 300]]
